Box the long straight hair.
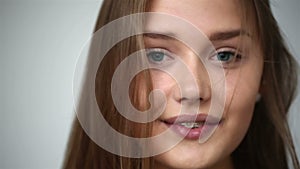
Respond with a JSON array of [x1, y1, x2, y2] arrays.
[[233, 1, 299, 169], [63, 0, 299, 169]]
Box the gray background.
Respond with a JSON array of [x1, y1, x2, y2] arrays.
[[0, 0, 299, 169]]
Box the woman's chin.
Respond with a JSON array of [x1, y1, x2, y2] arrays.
[[153, 140, 217, 169]]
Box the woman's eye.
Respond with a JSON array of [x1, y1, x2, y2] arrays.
[[216, 51, 235, 62], [209, 48, 243, 68], [149, 51, 165, 62], [146, 48, 174, 66]]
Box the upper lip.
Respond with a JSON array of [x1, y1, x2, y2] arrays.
[[161, 114, 221, 125]]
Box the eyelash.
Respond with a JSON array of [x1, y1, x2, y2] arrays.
[[209, 48, 243, 68], [145, 47, 244, 68], [146, 48, 175, 65]]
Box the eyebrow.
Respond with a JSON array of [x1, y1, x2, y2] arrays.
[[208, 29, 250, 41], [143, 33, 176, 40], [144, 29, 250, 41]]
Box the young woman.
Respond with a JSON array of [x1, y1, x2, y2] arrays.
[[63, 0, 300, 169]]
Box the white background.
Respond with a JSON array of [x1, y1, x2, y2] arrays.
[[0, 0, 299, 169]]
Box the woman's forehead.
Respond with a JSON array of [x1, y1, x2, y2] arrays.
[[148, 0, 242, 37]]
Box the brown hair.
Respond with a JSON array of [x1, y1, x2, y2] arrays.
[[233, 1, 299, 169], [63, 0, 299, 169]]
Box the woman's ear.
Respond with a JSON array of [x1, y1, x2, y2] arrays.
[[256, 93, 261, 102], [257, 76, 266, 102]]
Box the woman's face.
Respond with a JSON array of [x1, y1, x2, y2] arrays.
[[144, 0, 264, 169]]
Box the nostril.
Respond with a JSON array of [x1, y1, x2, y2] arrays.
[[179, 96, 203, 103], [172, 78, 211, 104]]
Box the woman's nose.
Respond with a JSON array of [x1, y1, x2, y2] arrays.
[[173, 53, 211, 105]]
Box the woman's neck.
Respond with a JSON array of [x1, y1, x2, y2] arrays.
[[154, 156, 234, 169]]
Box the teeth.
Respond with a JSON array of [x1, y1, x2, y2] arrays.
[[180, 122, 204, 129]]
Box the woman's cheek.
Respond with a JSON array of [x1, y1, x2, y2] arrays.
[[150, 71, 176, 96], [222, 70, 258, 135]]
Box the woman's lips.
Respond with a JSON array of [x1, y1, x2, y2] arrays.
[[160, 114, 221, 140]]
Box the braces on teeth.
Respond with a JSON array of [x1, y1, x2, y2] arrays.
[[180, 122, 203, 129]]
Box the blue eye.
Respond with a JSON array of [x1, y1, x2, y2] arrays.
[[217, 51, 234, 62], [209, 48, 243, 68], [148, 51, 165, 62], [146, 48, 174, 65]]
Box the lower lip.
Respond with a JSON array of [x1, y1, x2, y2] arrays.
[[164, 122, 219, 140]]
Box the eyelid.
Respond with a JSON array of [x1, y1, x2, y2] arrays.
[[209, 47, 242, 60], [145, 47, 176, 67], [146, 48, 175, 59], [207, 47, 244, 69], [215, 47, 241, 55]]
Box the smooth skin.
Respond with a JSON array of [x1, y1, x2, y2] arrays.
[[145, 0, 264, 169]]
